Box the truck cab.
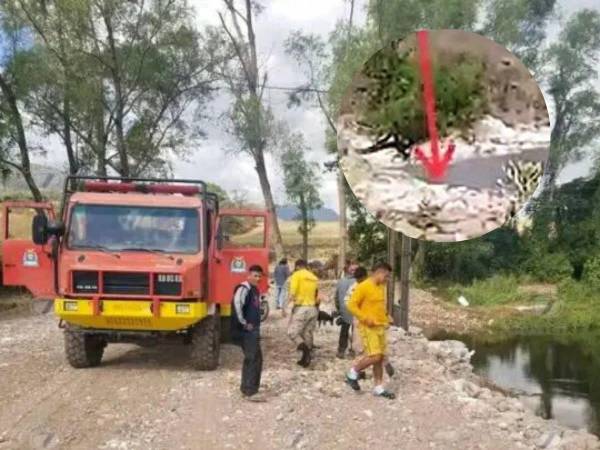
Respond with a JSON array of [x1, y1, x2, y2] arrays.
[[1, 176, 270, 370]]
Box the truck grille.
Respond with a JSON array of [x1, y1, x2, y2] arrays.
[[103, 272, 150, 295], [71, 271, 183, 297]]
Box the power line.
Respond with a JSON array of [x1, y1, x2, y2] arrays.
[[214, 78, 328, 94]]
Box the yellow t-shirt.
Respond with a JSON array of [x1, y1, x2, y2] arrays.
[[347, 277, 389, 326], [289, 268, 319, 306]]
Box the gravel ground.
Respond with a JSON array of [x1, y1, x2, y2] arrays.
[[0, 290, 598, 450], [337, 114, 550, 242]]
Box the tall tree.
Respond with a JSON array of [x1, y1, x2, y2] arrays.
[[9, 0, 221, 179], [213, 0, 284, 257], [280, 132, 323, 261], [284, 30, 346, 268], [286, 0, 373, 273], [543, 10, 600, 195], [0, 6, 43, 200]]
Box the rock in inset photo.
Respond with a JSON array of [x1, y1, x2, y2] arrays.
[[337, 29, 550, 242]]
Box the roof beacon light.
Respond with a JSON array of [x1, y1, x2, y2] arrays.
[[83, 181, 200, 196]]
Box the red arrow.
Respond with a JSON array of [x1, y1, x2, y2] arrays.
[[413, 30, 455, 182]]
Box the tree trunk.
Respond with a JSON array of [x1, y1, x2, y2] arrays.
[[386, 229, 397, 316], [300, 193, 308, 261], [337, 170, 348, 276], [63, 95, 79, 189], [399, 233, 411, 330], [336, 0, 355, 276], [102, 7, 130, 177], [254, 150, 284, 257], [0, 74, 43, 201], [94, 82, 107, 177], [412, 240, 426, 280]]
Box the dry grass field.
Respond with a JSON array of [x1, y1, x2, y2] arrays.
[[0, 208, 35, 247], [236, 220, 339, 261]]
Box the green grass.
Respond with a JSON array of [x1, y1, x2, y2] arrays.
[[500, 280, 600, 334], [438, 275, 553, 307]]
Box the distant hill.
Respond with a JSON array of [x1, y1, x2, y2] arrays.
[[276, 205, 339, 222]]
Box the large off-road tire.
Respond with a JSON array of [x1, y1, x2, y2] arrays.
[[29, 299, 54, 315], [190, 314, 220, 370], [260, 296, 269, 322], [220, 314, 232, 343], [64, 329, 105, 368]]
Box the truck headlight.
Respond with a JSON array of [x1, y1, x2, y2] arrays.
[[175, 304, 190, 314], [64, 301, 79, 312]]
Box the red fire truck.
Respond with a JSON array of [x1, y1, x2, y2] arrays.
[[0, 176, 270, 370]]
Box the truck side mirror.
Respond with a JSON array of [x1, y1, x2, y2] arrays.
[[216, 226, 223, 250], [47, 220, 65, 237], [32, 214, 49, 245]]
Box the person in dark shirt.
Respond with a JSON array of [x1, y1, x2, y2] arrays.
[[231, 265, 266, 401], [273, 258, 290, 316]]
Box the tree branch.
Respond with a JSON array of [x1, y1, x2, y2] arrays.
[[218, 11, 253, 89]]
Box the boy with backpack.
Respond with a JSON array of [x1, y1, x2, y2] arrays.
[[231, 265, 266, 402]]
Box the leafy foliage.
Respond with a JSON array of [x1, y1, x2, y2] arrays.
[[1, 0, 221, 186], [583, 255, 600, 291], [358, 45, 488, 143], [368, 0, 480, 45], [481, 0, 557, 72], [346, 184, 387, 264]]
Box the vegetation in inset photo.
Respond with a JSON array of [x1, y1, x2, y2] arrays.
[[352, 42, 488, 155]]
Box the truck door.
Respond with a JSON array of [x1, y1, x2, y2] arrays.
[[211, 209, 270, 304], [1, 202, 57, 299]]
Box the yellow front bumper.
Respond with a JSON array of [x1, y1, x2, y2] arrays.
[[55, 299, 209, 331]]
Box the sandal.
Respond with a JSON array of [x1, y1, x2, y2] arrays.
[[374, 389, 396, 400]]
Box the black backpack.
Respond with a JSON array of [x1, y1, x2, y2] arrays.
[[230, 283, 249, 341]]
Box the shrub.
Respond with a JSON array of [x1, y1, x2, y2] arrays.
[[521, 250, 572, 283], [582, 255, 600, 290]]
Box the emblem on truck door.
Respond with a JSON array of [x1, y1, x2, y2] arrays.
[[230, 256, 246, 273], [22, 249, 39, 267]]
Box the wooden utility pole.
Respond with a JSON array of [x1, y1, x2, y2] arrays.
[[386, 229, 397, 316], [399, 233, 412, 331]]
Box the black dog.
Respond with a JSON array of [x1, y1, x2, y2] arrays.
[[317, 309, 336, 327]]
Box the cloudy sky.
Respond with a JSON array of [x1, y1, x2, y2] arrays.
[[25, 0, 600, 210]]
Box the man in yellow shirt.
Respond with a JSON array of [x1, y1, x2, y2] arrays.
[[287, 259, 319, 367], [345, 261, 396, 399]]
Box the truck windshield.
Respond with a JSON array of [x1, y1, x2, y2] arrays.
[[67, 204, 200, 254]]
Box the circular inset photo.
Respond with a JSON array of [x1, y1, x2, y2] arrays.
[[337, 29, 550, 242]]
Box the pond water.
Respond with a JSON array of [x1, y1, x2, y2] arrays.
[[431, 332, 600, 436]]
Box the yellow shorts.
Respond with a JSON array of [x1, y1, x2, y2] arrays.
[[358, 325, 387, 356]]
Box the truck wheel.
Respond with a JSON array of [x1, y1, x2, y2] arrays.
[[260, 297, 269, 322], [220, 315, 232, 343], [64, 329, 105, 368], [190, 314, 220, 370]]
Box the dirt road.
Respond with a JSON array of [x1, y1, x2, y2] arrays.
[[0, 293, 598, 450]]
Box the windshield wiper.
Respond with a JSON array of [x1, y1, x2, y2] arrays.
[[82, 245, 121, 259], [120, 248, 175, 260]]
